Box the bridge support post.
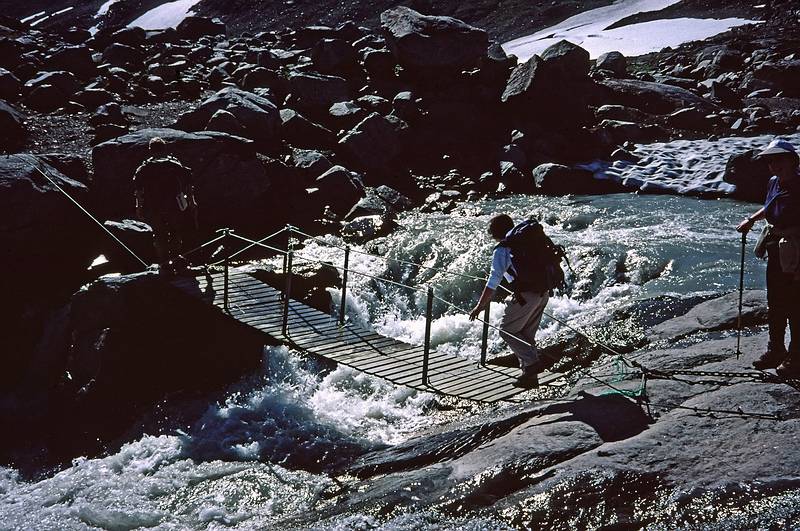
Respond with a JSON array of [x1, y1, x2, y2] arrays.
[[222, 228, 231, 313], [422, 286, 433, 385], [339, 246, 350, 327], [480, 304, 490, 365], [282, 250, 293, 337]]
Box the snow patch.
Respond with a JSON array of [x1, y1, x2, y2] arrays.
[[503, 0, 760, 60], [128, 0, 202, 30]]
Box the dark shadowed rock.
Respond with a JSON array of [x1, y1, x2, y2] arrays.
[[102, 219, 155, 272], [341, 214, 395, 243], [540, 40, 590, 80], [176, 16, 226, 40], [111, 27, 146, 47], [595, 51, 627, 77], [0, 99, 26, 149], [0, 68, 21, 101], [723, 149, 772, 203], [533, 163, 625, 195], [205, 108, 247, 136], [291, 148, 335, 180], [288, 72, 352, 114], [314, 164, 365, 216], [0, 154, 96, 282], [363, 48, 396, 80], [25, 71, 81, 97], [102, 43, 146, 68], [47, 272, 264, 462], [311, 38, 360, 75], [280, 108, 337, 149], [73, 88, 115, 109], [380, 7, 488, 76], [46, 45, 96, 78], [92, 128, 272, 233], [597, 79, 718, 115], [174, 87, 280, 148], [328, 100, 367, 131], [24, 84, 70, 113], [345, 185, 411, 219], [338, 112, 407, 174]]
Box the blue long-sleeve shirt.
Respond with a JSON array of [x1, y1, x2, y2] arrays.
[[764, 175, 800, 229], [487, 245, 515, 290]]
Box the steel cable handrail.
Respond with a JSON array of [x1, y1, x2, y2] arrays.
[[227, 233, 427, 293], [290, 226, 630, 358], [14, 155, 149, 269]]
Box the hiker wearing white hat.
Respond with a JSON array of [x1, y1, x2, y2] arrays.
[[737, 138, 800, 378]]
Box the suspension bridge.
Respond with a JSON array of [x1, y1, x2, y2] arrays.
[[172, 227, 567, 403], [26, 155, 795, 418]]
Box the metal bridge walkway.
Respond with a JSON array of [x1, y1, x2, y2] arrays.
[[172, 269, 565, 403]]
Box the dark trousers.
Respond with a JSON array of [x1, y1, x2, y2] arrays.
[[766, 245, 800, 354]]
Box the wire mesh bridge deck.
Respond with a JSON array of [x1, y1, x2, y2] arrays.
[[172, 269, 565, 403]]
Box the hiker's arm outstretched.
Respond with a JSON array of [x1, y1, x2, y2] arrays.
[[470, 286, 495, 321], [738, 207, 765, 233]]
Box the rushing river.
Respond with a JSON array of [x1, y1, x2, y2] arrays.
[[0, 134, 783, 529]]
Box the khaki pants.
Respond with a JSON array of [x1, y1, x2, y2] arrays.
[[500, 291, 549, 369]]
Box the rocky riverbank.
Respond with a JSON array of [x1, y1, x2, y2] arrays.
[[281, 291, 800, 528]]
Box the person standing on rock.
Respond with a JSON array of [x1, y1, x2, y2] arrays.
[[470, 214, 565, 388], [737, 138, 800, 378], [134, 137, 198, 275]]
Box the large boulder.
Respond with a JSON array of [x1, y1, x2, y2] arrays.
[[338, 112, 408, 175], [723, 149, 772, 203], [0, 99, 26, 149], [0, 67, 22, 101], [287, 72, 352, 115], [311, 38, 360, 75], [91, 128, 273, 233], [596, 79, 717, 115], [379, 7, 488, 77], [176, 16, 226, 40], [595, 51, 627, 77], [540, 40, 590, 81], [174, 87, 281, 149], [533, 163, 625, 195], [26, 272, 265, 463], [279, 108, 337, 149], [45, 45, 96, 78], [501, 42, 593, 127], [648, 290, 768, 342], [0, 154, 96, 284], [102, 43, 146, 68], [312, 165, 365, 216]]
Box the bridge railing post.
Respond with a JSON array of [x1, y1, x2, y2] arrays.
[[480, 303, 490, 366], [339, 245, 350, 327], [222, 228, 231, 313], [422, 286, 433, 385], [282, 249, 293, 337]]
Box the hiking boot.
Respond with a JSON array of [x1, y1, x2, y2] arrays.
[[776, 356, 800, 380], [752, 348, 787, 370], [513, 367, 539, 389]]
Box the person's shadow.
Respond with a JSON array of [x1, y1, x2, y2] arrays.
[[537, 391, 652, 442]]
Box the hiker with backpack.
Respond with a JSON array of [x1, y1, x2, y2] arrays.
[[737, 138, 800, 378], [469, 214, 566, 388], [134, 137, 198, 275]]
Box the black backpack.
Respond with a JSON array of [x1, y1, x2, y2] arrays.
[[497, 218, 568, 295]]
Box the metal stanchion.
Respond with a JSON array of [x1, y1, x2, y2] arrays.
[[282, 250, 293, 336], [339, 246, 350, 326], [422, 286, 433, 385], [222, 228, 230, 313], [480, 304, 490, 365]]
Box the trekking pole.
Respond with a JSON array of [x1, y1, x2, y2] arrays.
[[736, 231, 746, 359]]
